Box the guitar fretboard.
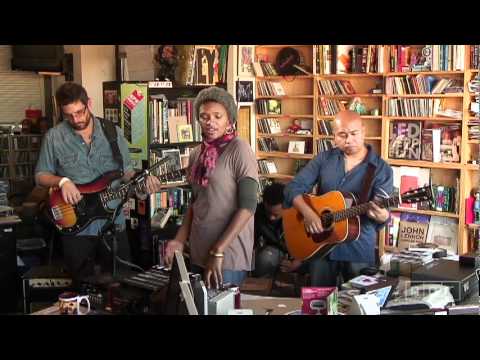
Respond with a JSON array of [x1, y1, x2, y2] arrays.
[[321, 197, 397, 224], [100, 158, 186, 203]]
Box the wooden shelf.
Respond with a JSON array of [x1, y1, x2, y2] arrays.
[[465, 164, 480, 171], [317, 135, 381, 140], [390, 207, 459, 219], [161, 181, 189, 189], [257, 151, 313, 160], [387, 159, 462, 169], [315, 73, 383, 78], [256, 114, 313, 119], [256, 45, 311, 49], [318, 94, 383, 98], [468, 140, 480, 144], [259, 173, 295, 180], [470, 69, 479, 73], [384, 94, 464, 98], [317, 115, 382, 120], [256, 95, 313, 100], [386, 71, 464, 76], [255, 75, 313, 80], [258, 133, 313, 138], [383, 116, 462, 122]]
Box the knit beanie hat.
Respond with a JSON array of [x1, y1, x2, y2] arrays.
[[194, 86, 237, 125]]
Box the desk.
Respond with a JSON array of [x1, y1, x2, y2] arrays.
[[0, 217, 21, 313]]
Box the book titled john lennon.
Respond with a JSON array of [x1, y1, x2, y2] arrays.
[[388, 121, 422, 160]]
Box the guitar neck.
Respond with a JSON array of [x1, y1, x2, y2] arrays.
[[322, 197, 393, 224], [102, 168, 186, 203]]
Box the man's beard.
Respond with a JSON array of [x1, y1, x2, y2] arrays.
[[70, 113, 91, 130]]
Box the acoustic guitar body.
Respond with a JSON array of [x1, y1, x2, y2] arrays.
[[283, 191, 360, 261]]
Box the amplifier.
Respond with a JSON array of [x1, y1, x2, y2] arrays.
[[22, 265, 72, 314]]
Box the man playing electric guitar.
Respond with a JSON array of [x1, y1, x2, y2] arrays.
[[284, 110, 393, 287], [35, 82, 162, 288]]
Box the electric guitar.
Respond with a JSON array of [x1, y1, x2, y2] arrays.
[[283, 186, 433, 261], [47, 158, 186, 235]]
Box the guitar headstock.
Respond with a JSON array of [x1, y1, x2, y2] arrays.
[[380, 185, 433, 208], [400, 185, 434, 205]]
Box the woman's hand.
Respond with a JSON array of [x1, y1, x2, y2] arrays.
[[164, 239, 184, 267], [204, 255, 224, 289]]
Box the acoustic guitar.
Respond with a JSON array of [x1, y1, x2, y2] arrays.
[[47, 158, 185, 235], [283, 186, 433, 261]]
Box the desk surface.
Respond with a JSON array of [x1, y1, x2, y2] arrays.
[[0, 216, 21, 226]]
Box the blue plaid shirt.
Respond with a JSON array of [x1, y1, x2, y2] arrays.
[[283, 145, 393, 263], [35, 116, 133, 235]]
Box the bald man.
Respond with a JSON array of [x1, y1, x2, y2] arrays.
[[284, 110, 393, 287]]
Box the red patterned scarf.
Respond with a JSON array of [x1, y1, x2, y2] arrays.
[[189, 132, 236, 187]]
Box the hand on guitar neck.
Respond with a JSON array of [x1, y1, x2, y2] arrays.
[[292, 194, 324, 234]]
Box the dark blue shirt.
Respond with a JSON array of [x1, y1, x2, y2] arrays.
[[283, 145, 393, 264]]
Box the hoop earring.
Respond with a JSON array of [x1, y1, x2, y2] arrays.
[[226, 126, 234, 135]]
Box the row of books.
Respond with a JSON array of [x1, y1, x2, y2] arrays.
[[149, 187, 193, 219], [0, 180, 8, 205], [317, 139, 335, 153], [386, 98, 460, 118], [385, 212, 458, 253], [14, 164, 34, 178], [389, 45, 465, 73], [314, 45, 385, 74], [257, 118, 282, 134], [256, 99, 282, 115], [149, 96, 200, 144], [252, 62, 278, 77], [258, 159, 278, 174], [316, 79, 356, 96], [471, 45, 480, 69], [468, 118, 480, 139], [10, 151, 38, 163], [0, 152, 8, 164], [389, 121, 461, 163], [149, 148, 190, 178], [257, 137, 280, 152], [256, 81, 286, 97], [385, 75, 463, 95], [0, 166, 9, 178], [317, 97, 346, 116], [318, 119, 334, 136]]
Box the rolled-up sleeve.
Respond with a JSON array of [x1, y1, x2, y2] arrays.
[[283, 154, 324, 208]]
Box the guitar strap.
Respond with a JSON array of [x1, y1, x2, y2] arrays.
[[99, 117, 124, 175], [359, 163, 376, 204]]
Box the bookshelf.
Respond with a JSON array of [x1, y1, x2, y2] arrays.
[[252, 44, 480, 257], [0, 134, 42, 194], [254, 45, 315, 182], [381, 45, 474, 256]]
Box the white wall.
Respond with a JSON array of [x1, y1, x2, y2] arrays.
[[80, 45, 116, 116]]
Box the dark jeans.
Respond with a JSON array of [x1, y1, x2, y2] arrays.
[[61, 230, 131, 288], [308, 254, 371, 287]]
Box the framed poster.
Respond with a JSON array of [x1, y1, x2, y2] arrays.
[[236, 80, 254, 104], [237, 45, 255, 76]]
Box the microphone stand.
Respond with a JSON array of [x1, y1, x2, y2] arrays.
[[98, 181, 136, 280]]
